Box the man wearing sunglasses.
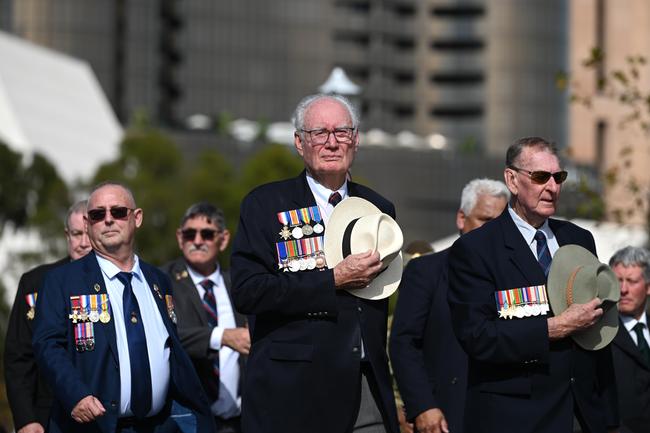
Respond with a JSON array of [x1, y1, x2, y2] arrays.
[[5, 200, 90, 433], [162, 202, 249, 433], [448, 137, 619, 433], [32, 182, 215, 433], [231, 94, 400, 433]]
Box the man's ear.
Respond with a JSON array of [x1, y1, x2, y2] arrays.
[[456, 210, 465, 232], [294, 132, 304, 157], [218, 229, 231, 253]]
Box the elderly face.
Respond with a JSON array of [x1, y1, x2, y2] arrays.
[[457, 193, 508, 234], [294, 98, 359, 179], [65, 211, 91, 260], [504, 147, 562, 227], [613, 263, 650, 320], [176, 215, 230, 275], [85, 185, 142, 257]]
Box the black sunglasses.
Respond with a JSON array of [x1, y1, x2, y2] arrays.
[[87, 206, 135, 222], [181, 228, 219, 242], [509, 166, 568, 185]]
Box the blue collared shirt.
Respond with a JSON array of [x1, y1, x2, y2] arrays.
[[96, 254, 170, 417], [508, 205, 560, 260]]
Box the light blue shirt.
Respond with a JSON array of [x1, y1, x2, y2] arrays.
[[186, 264, 241, 418], [508, 205, 560, 259], [305, 172, 348, 226], [96, 254, 170, 417]]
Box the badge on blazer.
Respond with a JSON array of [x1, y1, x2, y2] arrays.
[[165, 294, 177, 324], [25, 292, 37, 320], [276, 206, 323, 241], [275, 236, 326, 272], [495, 285, 550, 320]]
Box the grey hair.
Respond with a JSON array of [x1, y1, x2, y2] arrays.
[[64, 200, 88, 230], [291, 93, 360, 131], [459, 178, 510, 215], [180, 202, 226, 230], [89, 181, 136, 208], [505, 136, 559, 167], [609, 246, 650, 282]]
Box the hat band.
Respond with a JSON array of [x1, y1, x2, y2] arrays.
[[342, 218, 361, 258], [565, 266, 583, 306]]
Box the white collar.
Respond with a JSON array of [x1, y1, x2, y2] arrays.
[[95, 253, 143, 282], [508, 205, 554, 246], [622, 310, 649, 332], [186, 262, 222, 287], [305, 172, 348, 203]]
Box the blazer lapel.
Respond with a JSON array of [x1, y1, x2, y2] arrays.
[[289, 170, 318, 208], [140, 263, 175, 333], [223, 271, 246, 328], [83, 253, 119, 364], [499, 211, 546, 285]]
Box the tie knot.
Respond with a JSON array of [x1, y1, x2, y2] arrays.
[[329, 192, 342, 207], [116, 272, 133, 286], [634, 322, 646, 333], [200, 279, 214, 291], [534, 231, 546, 242]]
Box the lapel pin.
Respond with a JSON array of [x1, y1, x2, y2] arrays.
[[93, 283, 101, 293]]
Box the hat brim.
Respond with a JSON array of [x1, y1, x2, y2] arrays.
[[324, 197, 402, 300], [547, 245, 619, 351]]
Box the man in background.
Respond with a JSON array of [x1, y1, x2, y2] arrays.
[[609, 246, 650, 433], [390, 179, 509, 433], [5, 200, 90, 433], [162, 202, 249, 433]]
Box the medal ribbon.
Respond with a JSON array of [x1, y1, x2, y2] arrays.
[[299, 208, 311, 224], [288, 210, 300, 226], [277, 211, 289, 226], [25, 293, 37, 307], [90, 295, 98, 316], [309, 206, 322, 223], [100, 294, 110, 315]]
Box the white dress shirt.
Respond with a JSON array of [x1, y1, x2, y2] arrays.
[[96, 254, 170, 417], [186, 264, 241, 419], [621, 311, 650, 346], [306, 172, 348, 226], [508, 205, 560, 259]]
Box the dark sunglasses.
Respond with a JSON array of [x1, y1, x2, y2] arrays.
[[181, 228, 219, 242], [509, 166, 568, 185], [87, 206, 135, 222]]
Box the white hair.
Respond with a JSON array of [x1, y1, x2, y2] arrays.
[[291, 93, 359, 131], [459, 178, 510, 215]]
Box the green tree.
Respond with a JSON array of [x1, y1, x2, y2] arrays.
[[0, 142, 28, 229]]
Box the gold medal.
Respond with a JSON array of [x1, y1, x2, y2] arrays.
[[26, 307, 35, 320], [99, 310, 111, 323]]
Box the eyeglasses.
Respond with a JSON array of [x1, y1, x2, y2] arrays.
[[87, 206, 135, 222], [509, 166, 568, 184], [180, 228, 219, 242], [300, 127, 356, 145]]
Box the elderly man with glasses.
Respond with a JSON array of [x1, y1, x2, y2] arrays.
[[230, 94, 400, 433], [32, 182, 215, 433], [447, 137, 619, 433], [162, 202, 249, 433]]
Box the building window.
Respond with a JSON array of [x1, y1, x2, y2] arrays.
[[333, 30, 370, 47], [595, 0, 606, 92], [430, 106, 483, 118], [334, 0, 372, 13], [394, 104, 415, 118], [431, 4, 485, 17], [431, 39, 484, 50], [430, 72, 484, 84], [596, 120, 607, 173]]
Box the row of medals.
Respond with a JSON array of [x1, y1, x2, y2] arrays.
[[75, 325, 95, 352], [280, 222, 324, 240], [498, 303, 550, 319], [70, 306, 111, 324]]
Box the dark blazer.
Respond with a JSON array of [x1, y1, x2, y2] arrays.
[[161, 258, 247, 402], [390, 249, 466, 433], [448, 210, 618, 433], [611, 315, 650, 433], [4, 257, 68, 430], [230, 171, 400, 433], [32, 252, 216, 433]]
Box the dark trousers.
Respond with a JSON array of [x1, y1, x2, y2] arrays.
[[216, 415, 241, 433]]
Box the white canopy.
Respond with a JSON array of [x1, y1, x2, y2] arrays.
[[0, 31, 122, 182], [318, 67, 361, 96]]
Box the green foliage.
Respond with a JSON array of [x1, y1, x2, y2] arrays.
[[239, 144, 303, 194], [0, 142, 28, 229]]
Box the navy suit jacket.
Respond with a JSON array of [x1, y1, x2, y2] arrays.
[[612, 315, 650, 433], [390, 249, 466, 433], [230, 171, 399, 433], [32, 252, 215, 433], [448, 210, 618, 433]]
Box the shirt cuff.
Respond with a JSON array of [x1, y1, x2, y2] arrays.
[[210, 326, 225, 350]]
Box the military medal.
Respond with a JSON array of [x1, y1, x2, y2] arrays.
[[306, 257, 316, 270], [153, 284, 163, 300], [279, 226, 291, 240], [99, 294, 111, 323], [495, 285, 549, 320], [310, 206, 324, 234], [291, 226, 304, 239], [315, 254, 326, 269], [165, 294, 177, 324], [25, 292, 37, 320], [74, 323, 85, 352], [69, 296, 81, 323], [89, 295, 100, 322], [289, 260, 300, 272], [79, 295, 89, 322], [302, 224, 314, 236], [83, 322, 95, 351]]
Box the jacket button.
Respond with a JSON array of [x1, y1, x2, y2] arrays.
[[110, 401, 117, 408], [570, 377, 576, 384], [451, 377, 458, 385], [357, 307, 362, 312], [352, 347, 359, 353]]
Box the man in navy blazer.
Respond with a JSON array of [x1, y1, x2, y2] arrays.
[[231, 94, 399, 433], [33, 182, 215, 433], [609, 246, 650, 433], [448, 137, 619, 433], [390, 178, 509, 433]]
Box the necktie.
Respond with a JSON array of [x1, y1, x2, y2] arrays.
[[328, 192, 342, 207], [200, 279, 220, 379], [633, 322, 650, 365], [116, 271, 152, 418], [534, 231, 552, 277]]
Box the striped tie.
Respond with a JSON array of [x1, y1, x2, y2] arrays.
[[534, 231, 552, 277], [200, 279, 220, 379], [328, 192, 342, 207]]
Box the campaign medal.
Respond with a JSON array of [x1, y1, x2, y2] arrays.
[[302, 224, 314, 236], [69, 295, 81, 323], [288, 260, 301, 272], [25, 292, 37, 320], [315, 254, 326, 269], [99, 294, 111, 323], [79, 295, 89, 322], [88, 295, 99, 322], [277, 211, 294, 240], [153, 284, 163, 300], [279, 226, 291, 240], [165, 294, 177, 324], [306, 257, 317, 270], [74, 323, 85, 352], [299, 208, 314, 236], [310, 206, 324, 234], [84, 322, 95, 351], [495, 285, 550, 320]]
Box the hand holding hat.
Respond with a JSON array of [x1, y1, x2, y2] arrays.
[[547, 245, 620, 350], [324, 197, 404, 300]]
